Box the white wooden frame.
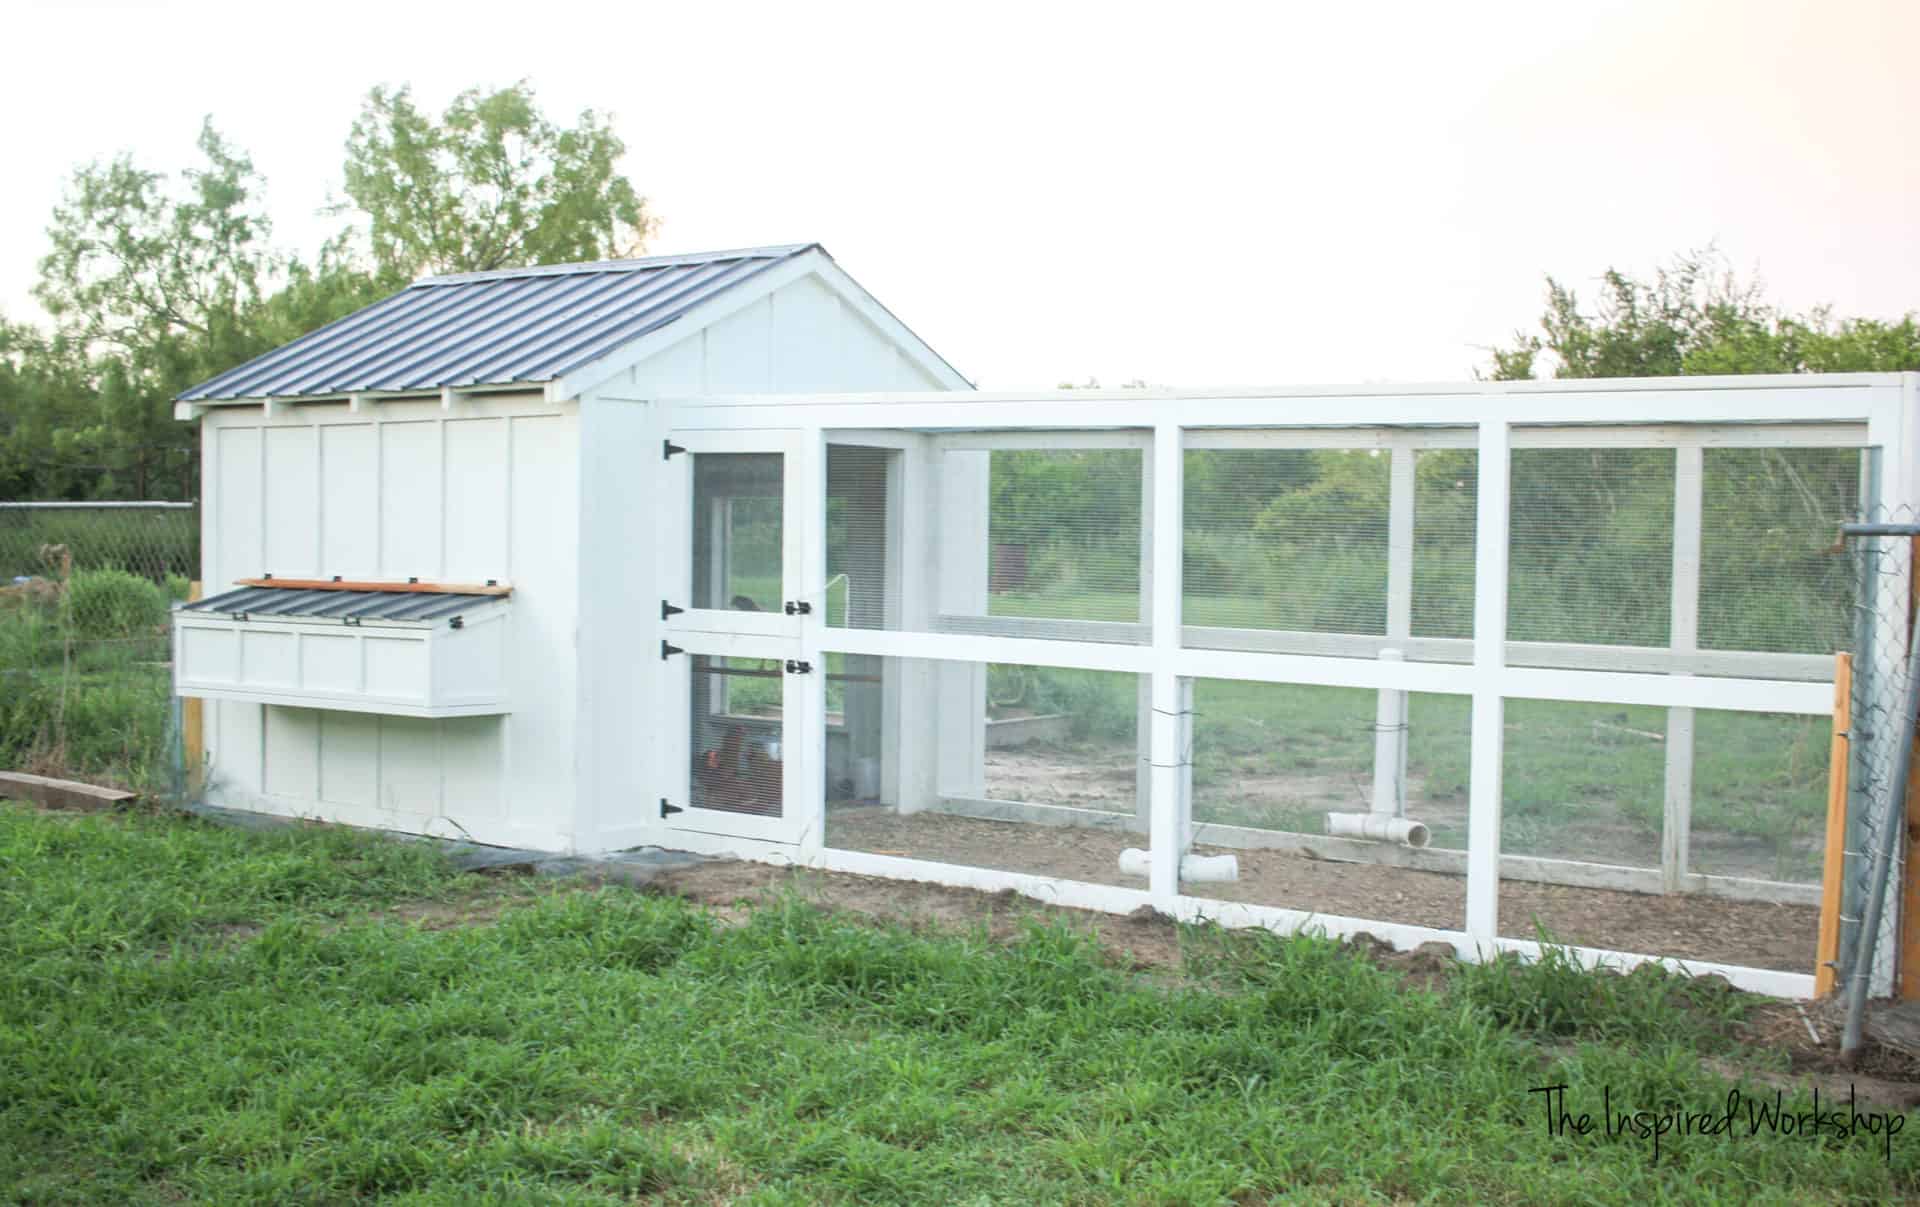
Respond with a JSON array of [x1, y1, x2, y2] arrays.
[[661, 628, 815, 845], [659, 428, 821, 844], [646, 374, 1918, 999]]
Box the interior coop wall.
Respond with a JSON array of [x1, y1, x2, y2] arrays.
[[199, 395, 580, 849]]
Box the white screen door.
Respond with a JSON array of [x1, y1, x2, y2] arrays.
[[660, 430, 814, 843]]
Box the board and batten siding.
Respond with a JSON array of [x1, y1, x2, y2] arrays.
[[198, 394, 579, 850], [622, 273, 949, 396]]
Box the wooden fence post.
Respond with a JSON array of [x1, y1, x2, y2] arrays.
[[182, 581, 203, 793], [1817, 652, 1853, 997]]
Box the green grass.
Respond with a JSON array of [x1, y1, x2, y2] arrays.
[[0, 804, 1911, 1204], [0, 602, 174, 792]]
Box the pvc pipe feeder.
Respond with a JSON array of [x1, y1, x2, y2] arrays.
[[1118, 848, 1239, 883]]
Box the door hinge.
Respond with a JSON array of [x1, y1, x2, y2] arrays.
[[785, 659, 813, 675], [662, 439, 686, 460], [783, 600, 812, 616], [661, 599, 684, 620], [660, 798, 683, 818], [661, 639, 684, 660]]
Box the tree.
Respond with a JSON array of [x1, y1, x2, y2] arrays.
[[340, 81, 655, 285], [1484, 248, 1920, 380], [29, 121, 289, 497], [24, 122, 382, 499], [1478, 250, 1916, 653]]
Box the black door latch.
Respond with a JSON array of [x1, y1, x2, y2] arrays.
[[785, 659, 812, 675], [783, 600, 812, 615]]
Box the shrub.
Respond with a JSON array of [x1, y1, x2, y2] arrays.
[[64, 569, 168, 639]]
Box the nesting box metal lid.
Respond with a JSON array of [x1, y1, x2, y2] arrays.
[[179, 580, 511, 626]]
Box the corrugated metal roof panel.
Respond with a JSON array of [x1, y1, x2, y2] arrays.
[[180, 586, 504, 623], [177, 244, 818, 402]]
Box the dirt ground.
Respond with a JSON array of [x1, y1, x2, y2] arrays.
[[648, 859, 1920, 1110], [983, 741, 1820, 885], [825, 806, 1818, 974]]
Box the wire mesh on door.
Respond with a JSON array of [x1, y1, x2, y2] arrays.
[[689, 654, 785, 818]]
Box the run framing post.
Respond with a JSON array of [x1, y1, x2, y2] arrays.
[[1147, 422, 1187, 903], [1664, 446, 1704, 893], [1386, 447, 1416, 639], [1135, 441, 1156, 835], [795, 426, 828, 854], [1466, 417, 1511, 944], [1373, 447, 1416, 818]]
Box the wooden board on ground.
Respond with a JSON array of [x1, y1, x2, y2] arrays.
[[0, 771, 136, 812]]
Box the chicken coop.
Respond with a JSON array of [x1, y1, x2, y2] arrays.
[[171, 246, 1920, 999]]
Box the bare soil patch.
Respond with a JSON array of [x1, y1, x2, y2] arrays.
[[986, 741, 1817, 884], [825, 808, 1817, 973]]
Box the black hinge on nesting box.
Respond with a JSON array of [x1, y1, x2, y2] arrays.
[[661, 639, 684, 660], [659, 798, 683, 818], [661, 600, 684, 620], [784, 659, 812, 675], [662, 439, 686, 460], [783, 600, 812, 616]]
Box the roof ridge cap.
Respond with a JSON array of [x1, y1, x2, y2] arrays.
[[412, 243, 820, 287]]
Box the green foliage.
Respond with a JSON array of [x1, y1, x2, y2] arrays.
[[1486, 247, 1920, 381], [6, 80, 650, 501], [992, 665, 1135, 741], [63, 568, 167, 639], [0, 808, 1910, 1202], [342, 81, 655, 285]]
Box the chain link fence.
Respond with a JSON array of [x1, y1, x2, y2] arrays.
[[1839, 508, 1917, 1048], [0, 502, 199, 793]]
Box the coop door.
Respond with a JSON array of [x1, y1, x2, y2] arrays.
[[660, 429, 815, 844], [662, 634, 812, 844]]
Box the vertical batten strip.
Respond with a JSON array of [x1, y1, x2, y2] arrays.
[[1147, 423, 1186, 903], [1466, 415, 1512, 943]]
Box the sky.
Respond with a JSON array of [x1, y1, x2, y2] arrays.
[[5, 0, 1916, 388]]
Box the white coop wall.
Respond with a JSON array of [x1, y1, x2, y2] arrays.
[[198, 394, 580, 850], [619, 274, 951, 396]]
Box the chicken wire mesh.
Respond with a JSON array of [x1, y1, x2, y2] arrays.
[[1700, 447, 1865, 654], [980, 448, 1143, 626], [1508, 448, 1675, 647], [822, 653, 1142, 887], [1182, 448, 1390, 637], [0, 502, 198, 792]]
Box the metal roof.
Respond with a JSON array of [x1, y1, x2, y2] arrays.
[[178, 244, 819, 402], [179, 586, 504, 623]]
